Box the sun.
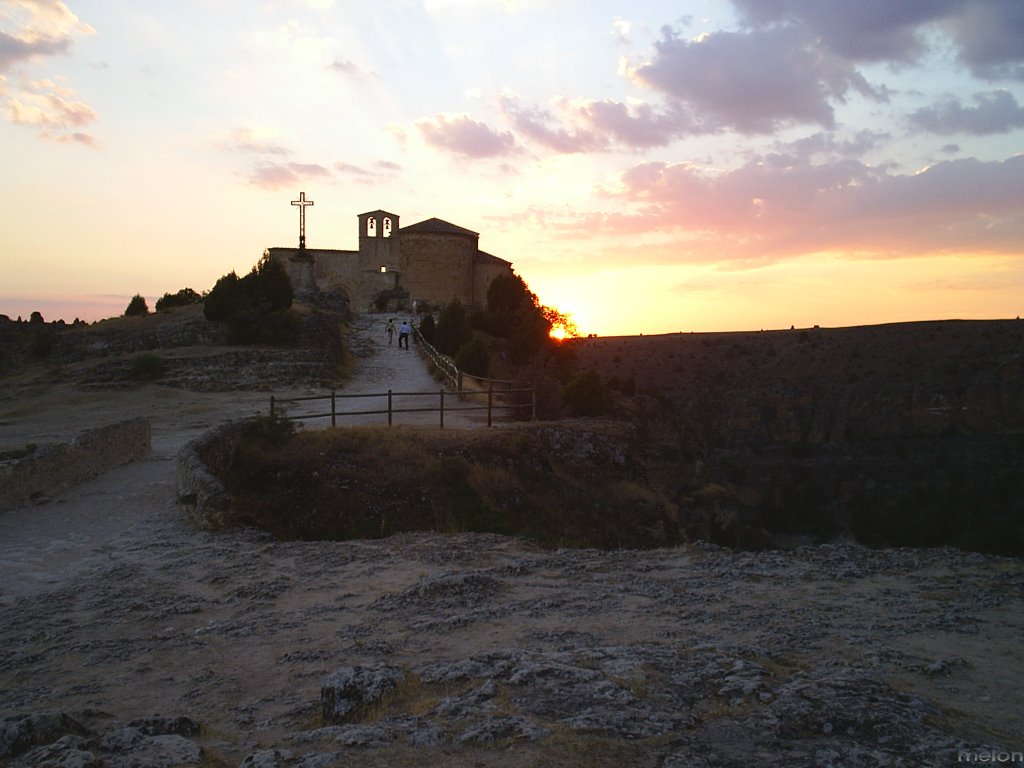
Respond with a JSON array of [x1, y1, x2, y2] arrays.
[[549, 324, 569, 341]]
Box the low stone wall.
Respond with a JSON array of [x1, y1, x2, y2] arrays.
[[175, 421, 246, 529], [0, 418, 151, 512]]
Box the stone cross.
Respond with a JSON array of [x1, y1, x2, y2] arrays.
[[291, 191, 314, 249]]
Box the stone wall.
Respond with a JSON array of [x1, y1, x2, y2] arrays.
[[401, 232, 477, 306], [175, 420, 247, 529], [0, 418, 151, 512]]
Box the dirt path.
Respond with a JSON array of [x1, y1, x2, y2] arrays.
[[0, 312, 474, 603], [281, 312, 489, 429], [1, 315, 1022, 767]]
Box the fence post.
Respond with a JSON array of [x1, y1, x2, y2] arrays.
[[388, 389, 393, 426], [331, 390, 336, 428], [270, 395, 275, 416], [487, 380, 493, 427], [439, 389, 445, 429]]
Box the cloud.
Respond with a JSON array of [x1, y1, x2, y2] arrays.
[[5, 77, 97, 143], [731, 0, 1024, 81], [330, 59, 377, 79], [631, 25, 882, 133], [909, 90, 1024, 134], [945, 0, 1024, 81], [499, 95, 606, 153], [249, 161, 332, 190], [333, 159, 401, 184], [414, 113, 517, 158], [611, 18, 631, 44], [730, 0, 949, 63], [0, 0, 94, 72], [500, 93, 704, 152], [566, 153, 1024, 265], [1, 1, 97, 142], [219, 127, 290, 155], [0, 28, 68, 71]]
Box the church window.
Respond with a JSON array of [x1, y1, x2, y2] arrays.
[[367, 217, 377, 237], [383, 217, 392, 237], [380, 265, 387, 273]]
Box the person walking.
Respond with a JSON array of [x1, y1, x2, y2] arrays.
[[398, 320, 411, 349], [385, 318, 396, 345]]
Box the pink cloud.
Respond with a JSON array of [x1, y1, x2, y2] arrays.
[[414, 113, 517, 158], [536, 153, 1024, 267], [249, 162, 332, 190]]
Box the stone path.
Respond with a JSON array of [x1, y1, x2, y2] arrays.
[[278, 312, 489, 429]]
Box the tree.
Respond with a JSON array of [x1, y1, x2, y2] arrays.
[[203, 256, 297, 345], [562, 369, 607, 417], [125, 294, 149, 317], [418, 313, 436, 345], [455, 335, 490, 377], [156, 287, 203, 312], [434, 299, 472, 356]]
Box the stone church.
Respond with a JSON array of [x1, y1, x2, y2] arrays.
[[266, 208, 513, 312]]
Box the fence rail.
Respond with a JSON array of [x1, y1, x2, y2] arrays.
[[271, 384, 534, 428], [270, 320, 534, 428]]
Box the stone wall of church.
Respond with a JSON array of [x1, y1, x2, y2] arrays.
[[312, 249, 360, 298], [400, 232, 478, 307]]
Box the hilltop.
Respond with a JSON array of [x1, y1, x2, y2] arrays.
[[0, 313, 1022, 767], [566, 320, 1024, 554]]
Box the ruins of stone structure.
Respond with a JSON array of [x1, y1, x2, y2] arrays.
[[267, 208, 513, 312]]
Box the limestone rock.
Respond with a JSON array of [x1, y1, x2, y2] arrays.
[[320, 664, 405, 724]]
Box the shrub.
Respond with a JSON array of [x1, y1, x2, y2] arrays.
[[434, 299, 472, 356], [455, 336, 490, 377], [418, 313, 436, 345], [204, 271, 244, 322], [562, 369, 608, 417], [125, 294, 150, 317], [242, 412, 295, 447], [29, 331, 54, 359], [156, 287, 203, 311], [203, 255, 296, 344], [130, 353, 165, 380]]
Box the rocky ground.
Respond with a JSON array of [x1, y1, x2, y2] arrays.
[[1, 315, 1022, 767]]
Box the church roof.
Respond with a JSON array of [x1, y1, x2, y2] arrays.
[[400, 218, 479, 238], [476, 249, 511, 266]]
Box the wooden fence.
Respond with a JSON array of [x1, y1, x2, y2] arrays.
[[270, 384, 534, 428], [269, 321, 534, 428]]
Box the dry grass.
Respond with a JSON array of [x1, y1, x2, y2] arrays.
[[221, 421, 682, 549]]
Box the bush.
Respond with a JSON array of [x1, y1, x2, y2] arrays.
[[562, 369, 608, 417], [418, 313, 436, 345], [434, 299, 472, 356], [156, 287, 203, 311], [125, 294, 149, 317], [455, 336, 490, 377], [204, 255, 296, 344], [242, 412, 295, 447], [130, 353, 165, 380]]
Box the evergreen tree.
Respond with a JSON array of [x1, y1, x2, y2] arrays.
[[125, 294, 150, 317]]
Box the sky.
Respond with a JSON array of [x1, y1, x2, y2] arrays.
[[1, 0, 1023, 336]]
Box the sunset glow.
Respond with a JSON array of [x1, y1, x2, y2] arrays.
[[1, 2, 1022, 334]]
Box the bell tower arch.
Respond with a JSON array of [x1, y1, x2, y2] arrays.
[[358, 210, 400, 270]]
